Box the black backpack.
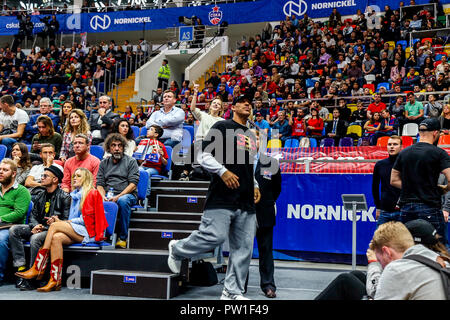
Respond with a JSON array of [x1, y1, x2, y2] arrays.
[[404, 254, 450, 300]]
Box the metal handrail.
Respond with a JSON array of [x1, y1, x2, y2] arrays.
[[188, 34, 220, 64]]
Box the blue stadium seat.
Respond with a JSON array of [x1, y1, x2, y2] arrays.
[[396, 40, 407, 50], [132, 168, 150, 210], [90, 145, 104, 160], [66, 201, 118, 250], [377, 82, 390, 91], [339, 137, 354, 147], [306, 78, 316, 88], [0, 145, 6, 161], [25, 201, 33, 224], [130, 125, 140, 139], [320, 137, 335, 147], [151, 146, 172, 180], [180, 125, 194, 155], [284, 138, 299, 148], [139, 126, 147, 137], [309, 138, 318, 147]]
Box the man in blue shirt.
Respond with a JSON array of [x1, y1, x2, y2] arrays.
[[271, 110, 291, 146], [254, 112, 270, 137]]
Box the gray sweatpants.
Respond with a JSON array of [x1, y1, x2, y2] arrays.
[[172, 208, 256, 295]]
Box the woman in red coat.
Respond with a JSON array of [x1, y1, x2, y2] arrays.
[[16, 168, 108, 292]]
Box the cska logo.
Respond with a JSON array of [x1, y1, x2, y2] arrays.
[[208, 6, 223, 25]]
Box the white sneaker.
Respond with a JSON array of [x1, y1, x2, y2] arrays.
[[220, 290, 250, 300], [167, 240, 181, 274]]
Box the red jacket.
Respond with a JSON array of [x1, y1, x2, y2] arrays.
[[82, 189, 108, 242]]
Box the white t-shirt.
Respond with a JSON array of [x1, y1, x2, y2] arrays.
[[0, 108, 29, 132], [28, 164, 45, 183]]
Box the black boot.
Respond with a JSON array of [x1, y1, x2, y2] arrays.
[[16, 277, 35, 291]]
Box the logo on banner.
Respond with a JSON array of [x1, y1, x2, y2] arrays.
[[208, 6, 223, 25], [283, 0, 308, 17], [90, 15, 111, 30]]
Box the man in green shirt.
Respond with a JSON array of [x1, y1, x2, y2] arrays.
[[0, 158, 31, 284], [404, 92, 425, 125]]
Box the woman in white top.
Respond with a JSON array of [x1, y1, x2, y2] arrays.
[[179, 83, 224, 180], [103, 118, 136, 158]]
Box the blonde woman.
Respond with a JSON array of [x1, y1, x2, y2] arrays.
[[179, 83, 224, 181], [15, 168, 107, 292], [60, 109, 92, 162]]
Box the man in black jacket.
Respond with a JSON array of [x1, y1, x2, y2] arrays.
[[9, 165, 71, 290], [323, 108, 348, 146], [88, 95, 119, 145], [372, 136, 402, 228], [253, 129, 282, 298]]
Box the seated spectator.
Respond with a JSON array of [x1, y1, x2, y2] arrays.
[[0, 159, 31, 285], [97, 133, 140, 249], [404, 92, 425, 125], [141, 125, 168, 198], [402, 67, 420, 88], [323, 108, 348, 146], [60, 109, 92, 163], [134, 106, 148, 128], [255, 112, 271, 136], [51, 94, 65, 115], [271, 110, 291, 146], [306, 107, 324, 138], [0, 95, 29, 157], [16, 167, 107, 292], [25, 143, 57, 194], [363, 112, 381, 145], [350, 101, 367, 126], [316, 102, 330, 122], [121, 105, 136, 125], [89, 95, 119, 145], [145, 90, 185, 147], [104, 119, 136, 158], [424, 94, 442, 119], [372, 109, 399, 144], [9, 164, 70, 290], [30, 115, 63, 160], [61, 134, 100, 193], [58, 100, 74, 132], [10, 142, 31, 186], [439, 104, 450, 134]]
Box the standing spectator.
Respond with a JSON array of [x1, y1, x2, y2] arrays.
[[391, 118, 450, 244], [0, 95, 29, 157], [96, 133, 140, 249], [0, 159, 31, 286], [328, 8, 342, 28], [157, 59, 170, 91], [372, 136, 402, 228], [61, 134, 100, 193]]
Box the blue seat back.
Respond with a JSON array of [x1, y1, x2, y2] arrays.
[[0, 145, 7, 161], [181, 125, 195, 151], [25, 201, 33, 224], [396, 40, 407, 50], [90, 145, 104, 160], [140, 126, 147, 137], [309, 138, 317, 147], [103, 201, 118, 238], [377, 82, 390, 91], [320, 137, 335, 147], [130, 125, 140, 139], [339, 137, 354, 147], [137, 168, 149, 201]]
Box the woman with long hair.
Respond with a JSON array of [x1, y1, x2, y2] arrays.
[[15, 168, 108, 292], [306, 107, 324, 138], [10, 142, 32, 185], [31, 115, 63, 159], [439, 104, 450, 134], [104, 118, 136, 158], [59, 100, 74, 133], [60, 109, 92, 162], [363, 112, 381, 145]]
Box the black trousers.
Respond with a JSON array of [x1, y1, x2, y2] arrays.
[[314, 270, 367, 300]]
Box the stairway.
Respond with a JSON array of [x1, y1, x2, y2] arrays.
[[107, 73, 141, 114], [194, 55, 229, 91], [88, 179, 214, 299]]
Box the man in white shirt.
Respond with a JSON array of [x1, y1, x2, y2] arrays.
[[146, 90, 185, 147], [0, 95, 29, 157]]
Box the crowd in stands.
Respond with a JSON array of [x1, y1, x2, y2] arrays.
[[145, 0, 450, 147]]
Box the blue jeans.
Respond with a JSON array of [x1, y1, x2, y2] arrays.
[[144, 167, 159, 197], [1, 137, 17, 157], [116, 194, 137, 241], [0, 229, 9, 281], [400, 202, 447, 244], [376, 210, 402, 229]]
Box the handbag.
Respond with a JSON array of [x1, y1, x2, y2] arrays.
[[189, 259, 218, 286]]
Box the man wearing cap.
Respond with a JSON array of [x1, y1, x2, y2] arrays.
[[391, 118, 450, 244], [167, 94, 261, 300], [9, 164, 70, 290]]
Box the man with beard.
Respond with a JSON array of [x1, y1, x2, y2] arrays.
[[0, 159, 31, 285], [372, 136, 402, 229], [61, 134, 100, 193], [167, 95, 261, 300], [391, 118, 450, 244], [96, 133, 140, 249]]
